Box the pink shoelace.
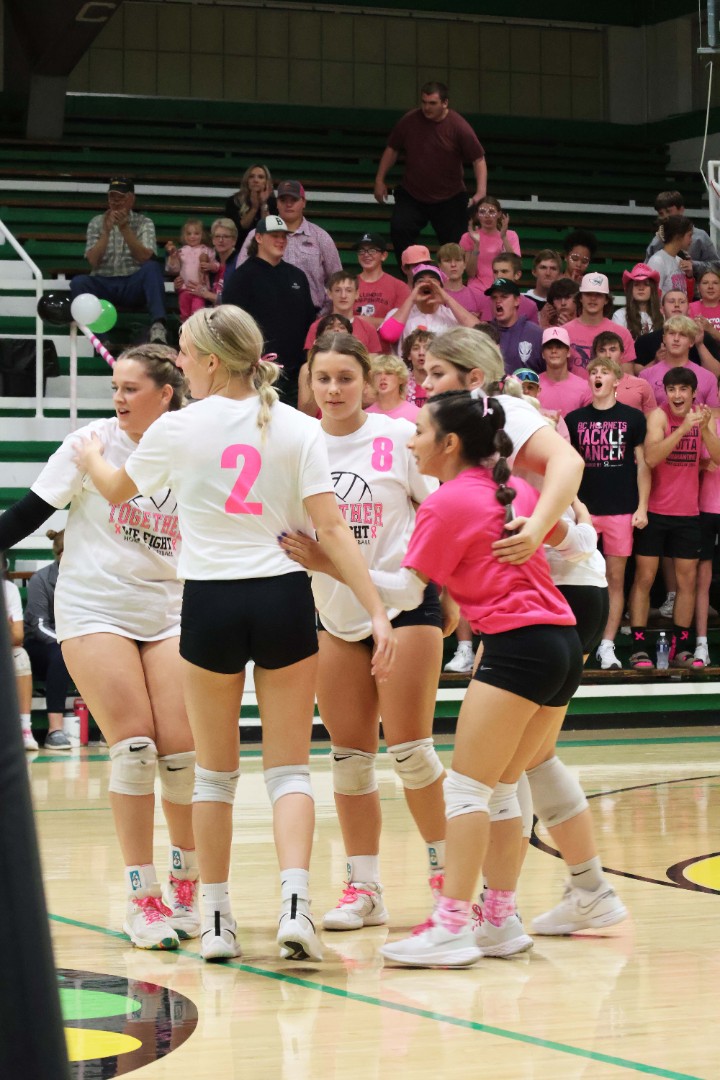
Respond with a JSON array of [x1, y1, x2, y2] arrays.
[[411, 916, 435, 936], [337, 884, 374, 907], [133, 895, 172, 924], [169, 874, 197, 911]]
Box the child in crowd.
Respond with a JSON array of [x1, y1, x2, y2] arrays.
[[459, 197, 521, 292], [613, 264, 663, 338], [639, 316, 720, 408], [538, 326, 592, 417], [379, 265, 477, 352], [354, 233, 410, 329], [305, 272, 381, 353], [525, 249, 562, 311], [366, 355, 419, 421], [165, 219, 219, 322], [592, 331, 656, 414], [488, 252, 540, 324], [647, 216, 695, 297], [539, 277, 580, 330], [562, 229, 598, 283], [402, 328, 434, 408], [436, 244, 483, 315], [689, 266, 720, 336]]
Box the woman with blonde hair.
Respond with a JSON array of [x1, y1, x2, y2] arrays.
[[76, 306, 396, 964], [223, 164, 276, 247]]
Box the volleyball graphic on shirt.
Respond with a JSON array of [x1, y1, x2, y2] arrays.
[[332, 471, 373, 505]]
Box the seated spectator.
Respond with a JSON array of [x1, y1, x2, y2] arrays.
[[354, 233, 410, 328], [645, 190, 719, 278], [538, 326, 592, 416], [366, 355, 419, 421], [165, 219, 219, 323], [562, 229, 598, 283], [436, 243, 483, 315], [688, 265, 720, 336], [70, 177, 168, 344], [639, 315, 720, 407], [629, 366, 720, 669], [459, 197, 521, 291], [23, 529, 73, 750], [486, 252, 540, 324], [647, 215, 695, 297], [402, 327, 434, 406], [593, 331, 656, 415], [565, 354, 649, 672], [613, 264, 663, 338], [235, 180, 342, 313], [305, 272, 381, 353], [223, 164, 277, 249], [485, 276, 543, 375], [635, 288, 720, 373], [2, 552, 36, 750], [564, 273, 636, 378], [400, 244, 431, 286], [526, 249, 562, 311], [539, 276, 580, 330], [379, 264, 477, 351]]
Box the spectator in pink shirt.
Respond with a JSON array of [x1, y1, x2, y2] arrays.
[[564, 273, 636, 379], [460, 197, 521, 292], [436, 243, 483, 316], [305, 272, 381, 353], [639, 316, 720, 408], [366, 355, 420, 421], [538, 326, 592, 417], [688, 266, 720, 337], [354, 232, 410, 329]]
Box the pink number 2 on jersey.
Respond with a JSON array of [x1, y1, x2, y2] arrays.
[[221, 444, 263, 515]]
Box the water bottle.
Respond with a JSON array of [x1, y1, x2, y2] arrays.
[[73, 697, 90, 746], [656, 632, 669, 670]]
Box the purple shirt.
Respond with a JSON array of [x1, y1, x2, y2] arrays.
[[639, 359, 720, 408], [493, 317, 544, 375], [237, 218, 342, 311]]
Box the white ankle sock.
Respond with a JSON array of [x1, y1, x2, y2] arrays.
[[20, 713, 31, 726], [125, 863, 157, 895], [347, 855, 380, 883], [201, 881, 231, 915], [280, 868, 310, 903], [569, 856, 604, 892]]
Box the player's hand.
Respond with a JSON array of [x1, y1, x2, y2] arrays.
[[72, 433, 105, 471], [370, 613, 396, 682], [491, 516, 544, 564], [278, 530, 327, 573]]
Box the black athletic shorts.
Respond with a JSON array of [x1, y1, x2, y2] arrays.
[[558, 585, 609, 654], [472, 624, 583, 708], [699, 511, 720, 561], [633, 511, 702, 560], [317, 582, 443, 644], [181, 573, 318, 674]]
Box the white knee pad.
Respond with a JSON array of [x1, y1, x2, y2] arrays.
[[109, 737, 158, 797], [158, 751, 196, 805], [193, 764, 240, 806], [264, 765, 314, 806], [526, 755, 588, 828], [517, 771, 534, 838], [12, 647, 31, 677], [387, 737, 444, 790], [331, 745, 377, 796], [488, 781, 521, 822], [443, 769, 492, 820]]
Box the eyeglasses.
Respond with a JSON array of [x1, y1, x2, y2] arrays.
[[477, 209, 498, 217], [568, 254, 590, 264], [358, 247, 382, 255]]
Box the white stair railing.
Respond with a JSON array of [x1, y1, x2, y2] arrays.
[[0, 219, 45, 417]]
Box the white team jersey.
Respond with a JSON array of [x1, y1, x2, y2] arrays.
[[545, 511, 608, 588], [32, 417, 182, 642], [3, 579, 23, 622], [497, 393, 549, 475], [125, 396, 333, 580], [312, 412, 438, 641]]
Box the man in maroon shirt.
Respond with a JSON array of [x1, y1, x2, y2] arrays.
[[374, 82, 487, 269]]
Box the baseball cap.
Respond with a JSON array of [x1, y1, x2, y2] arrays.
[[412, 263, 448, 284], [542, 326, 571, 347], [355, 232, 387, 250], [579, 272, 610, 294], [256, 215, 288, 235], [512, 368, 540, 385], [622, 263, 661, 289], [401, 244, 431, 267], [484, 277, 520, 297], [276, 180, 306, 200], [108, 177, 134, 194]]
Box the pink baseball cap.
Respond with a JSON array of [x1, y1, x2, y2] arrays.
[[401, 244, 431, 267], [622, 263, 660, 288], [579, 272, 610, 294], [412, 263, 448, 284], [542, 326, 570, 347]]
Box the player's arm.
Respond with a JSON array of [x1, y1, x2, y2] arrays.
[[73, 434, 139, 504]]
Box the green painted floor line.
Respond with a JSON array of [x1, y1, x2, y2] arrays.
[[47, 912, 703, 1080]]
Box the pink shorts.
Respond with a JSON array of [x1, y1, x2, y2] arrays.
[[591, 513, 634, 557]]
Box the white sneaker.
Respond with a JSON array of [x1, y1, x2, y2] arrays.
[[278, 894, 323, 961], [322, 882, 388, 930], [531, 882, 627, 936], [22, 727, 39, 751], [381, 918, 482, 968], [659, 592, 676, 619], [201, 909, 242, 961], [124, 886, 179, 950], [444, 643, 474, 674], [472, 912, 533, 957], [596, 641, 622, 670], [694, 642, 711, 667], [149, 320, 168, 344], [164, 870, 200, 940]]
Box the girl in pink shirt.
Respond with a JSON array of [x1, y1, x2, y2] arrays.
[[366, 354, 420, 421], [459, 197, 521, 292], [688, 267, 720, 337], [378, 389, 584, 968], [165, 219, 219, 323]]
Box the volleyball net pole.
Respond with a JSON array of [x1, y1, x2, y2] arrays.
[[0, 584, 70, 1079]]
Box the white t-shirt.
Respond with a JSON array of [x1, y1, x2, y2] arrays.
[[312, 413, 437, 641], [3, 579, 23, 622], [612, 307, 654, 334], [544, 512, 607, 588], [125, 396, 333, 581], [495, 393, 549, 479], [32, 417, 182, 642]]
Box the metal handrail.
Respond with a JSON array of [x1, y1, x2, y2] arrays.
[[0, 217, 45, 417]]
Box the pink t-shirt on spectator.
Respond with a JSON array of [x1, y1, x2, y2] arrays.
[[563, 318, 636, 379], [403, 467, 575, 635], [366, 400, 420, 421], [444, 284, 483, 315], [699, 420, 720, 513], [459, 231, 522, 292], [356, 274, 410, 321], [688, 300, 720, 332], [538, 372, 592, 416], [639, 359, 719, 408], [615, 374, 656, 415], [648, 405, 704, 516], [305, 315, 381, 353]]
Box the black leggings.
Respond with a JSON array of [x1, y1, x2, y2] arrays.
[[25, 638, 73, 714]]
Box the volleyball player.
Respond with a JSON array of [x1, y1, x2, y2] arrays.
[[0, 344, 199, 951], [75, 305, 396, 963], [279, 331, 448, 932]]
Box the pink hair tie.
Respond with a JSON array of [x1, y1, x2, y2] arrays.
[[470, 386, 490, 415], [261, 352, 278, 363]]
